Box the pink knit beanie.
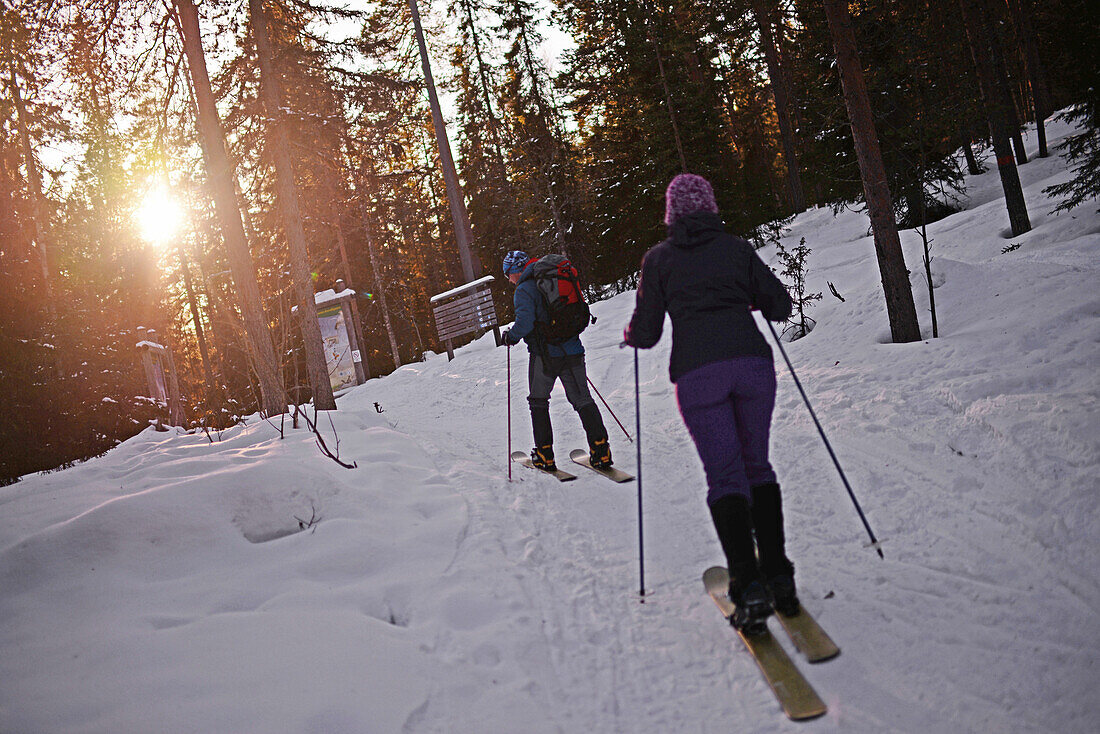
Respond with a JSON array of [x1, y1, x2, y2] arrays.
[[664, 173, 719, 225]]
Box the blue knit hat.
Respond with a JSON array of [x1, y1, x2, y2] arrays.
[[502, 250, 529, 275]]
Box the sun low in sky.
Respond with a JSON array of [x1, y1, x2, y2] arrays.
[[134, 184, 184, 247]]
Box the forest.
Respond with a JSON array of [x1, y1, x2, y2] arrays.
[[1, 0, 1096, 486]]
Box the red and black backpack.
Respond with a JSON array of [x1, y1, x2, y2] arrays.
[[528, 254, 593, 345]]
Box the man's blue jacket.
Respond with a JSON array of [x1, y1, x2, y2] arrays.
[[504, 259, 585, 358]]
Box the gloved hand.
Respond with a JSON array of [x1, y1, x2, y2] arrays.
[[501, 328, 516, 345]]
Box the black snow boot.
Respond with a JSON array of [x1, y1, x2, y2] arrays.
[[578, 402, 612, 467], [710, 494, 772, 634], [530, 444, 556, 471], [751, 482, 799, 616], [531, 405, 554, 449], [588, 438, 612, 469]]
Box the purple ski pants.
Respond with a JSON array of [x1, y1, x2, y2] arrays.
[[675, 357, 778, 507]]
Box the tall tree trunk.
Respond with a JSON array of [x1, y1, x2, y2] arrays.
[[979, 0, 1029, 164], [960, 127, 984, 174], [1006, 84, 1029, 165], [330, 89, 400, 374], [249, 0, 336, 410], [360, 175, 402, 373], [345, 137, 403, 374], [176, 244, 215, 389], [822, 0, 921, 344], [409, 0, 479, 283], [751, 112, 783, 208], [958, 0, 1032, 235], [8, 64, 63, 379], [648, 28, 688, 173], [174, 0, 287, 416], [751, 0, 806, 212], [1006, 0, 1048, 157], [333, 216, 354, 288]]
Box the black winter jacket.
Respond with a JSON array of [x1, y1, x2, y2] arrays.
[[624, 212, 792, 382]]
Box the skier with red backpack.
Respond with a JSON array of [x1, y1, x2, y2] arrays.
[[501, 250, 613, 472]]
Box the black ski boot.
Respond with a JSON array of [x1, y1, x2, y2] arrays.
[[529, 405, 556, 470], [728, 572, 772, 635], [766, 574, 799, 617], [710, 494, 772, 635], [751, 482, 800, 616], [579, 403, 612, 468], [530, 444, 556, 471], [588, 437, 613, 469]]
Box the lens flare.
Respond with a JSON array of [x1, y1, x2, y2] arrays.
[[135, 186, 183, 246]]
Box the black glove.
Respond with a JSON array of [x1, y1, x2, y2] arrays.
[[501, 328, 516, 345]]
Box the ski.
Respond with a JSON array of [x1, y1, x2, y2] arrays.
[[703, 566, 826, 721], [568, 449, 635, 483], [776, 605, 840, 663], [510, 451, 576, 481]]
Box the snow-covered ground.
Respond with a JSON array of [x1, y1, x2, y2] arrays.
[[2, 116, 1097, 733]]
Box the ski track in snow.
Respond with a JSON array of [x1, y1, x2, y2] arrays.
[[1, 115, 1098, 733]]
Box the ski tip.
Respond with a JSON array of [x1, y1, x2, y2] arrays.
[[702, 566, 729, 587], [568, 448, 635, 482]]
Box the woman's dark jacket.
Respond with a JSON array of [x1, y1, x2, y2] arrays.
[[624, 212, 792, 382]]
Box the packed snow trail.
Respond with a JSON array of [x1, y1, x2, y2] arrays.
[[1, 116, 1097, 733]]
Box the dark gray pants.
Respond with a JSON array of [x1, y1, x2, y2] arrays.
[[527, 354, 607, 449]]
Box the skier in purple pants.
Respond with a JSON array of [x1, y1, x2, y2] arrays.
[[623, 173, 795, 634]]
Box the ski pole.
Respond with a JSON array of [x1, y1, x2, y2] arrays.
[[587, 376, 633, 442], [634, 347, 646, 598], [507, 344, 512, 481], [764, 319, 885, 559]]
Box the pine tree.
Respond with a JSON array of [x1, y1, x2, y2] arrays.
[[748, 0, 806, 213], [450, 0, 529, 270], [958, 0, 1031, 235], [2, 3, 63, 380], [558, 0, 753, 287], [775, 237, 820, 340], [1040, 0, 1099, 213], [249, 0, 336, 410], [410, 0, 480, 283], [175, 0, 288, 416], [822, 0, 921, 343], [497, 0, 588, 261]]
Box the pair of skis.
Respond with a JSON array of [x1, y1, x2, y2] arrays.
[[703, 566, 839, 721], [515, 454, 833, 721], [510, 449, 635, 483]]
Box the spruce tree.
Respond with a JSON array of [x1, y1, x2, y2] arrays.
[[175, 0, 288, 416], [822, 0, 921, 343], [249, 0, 336, 410]]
